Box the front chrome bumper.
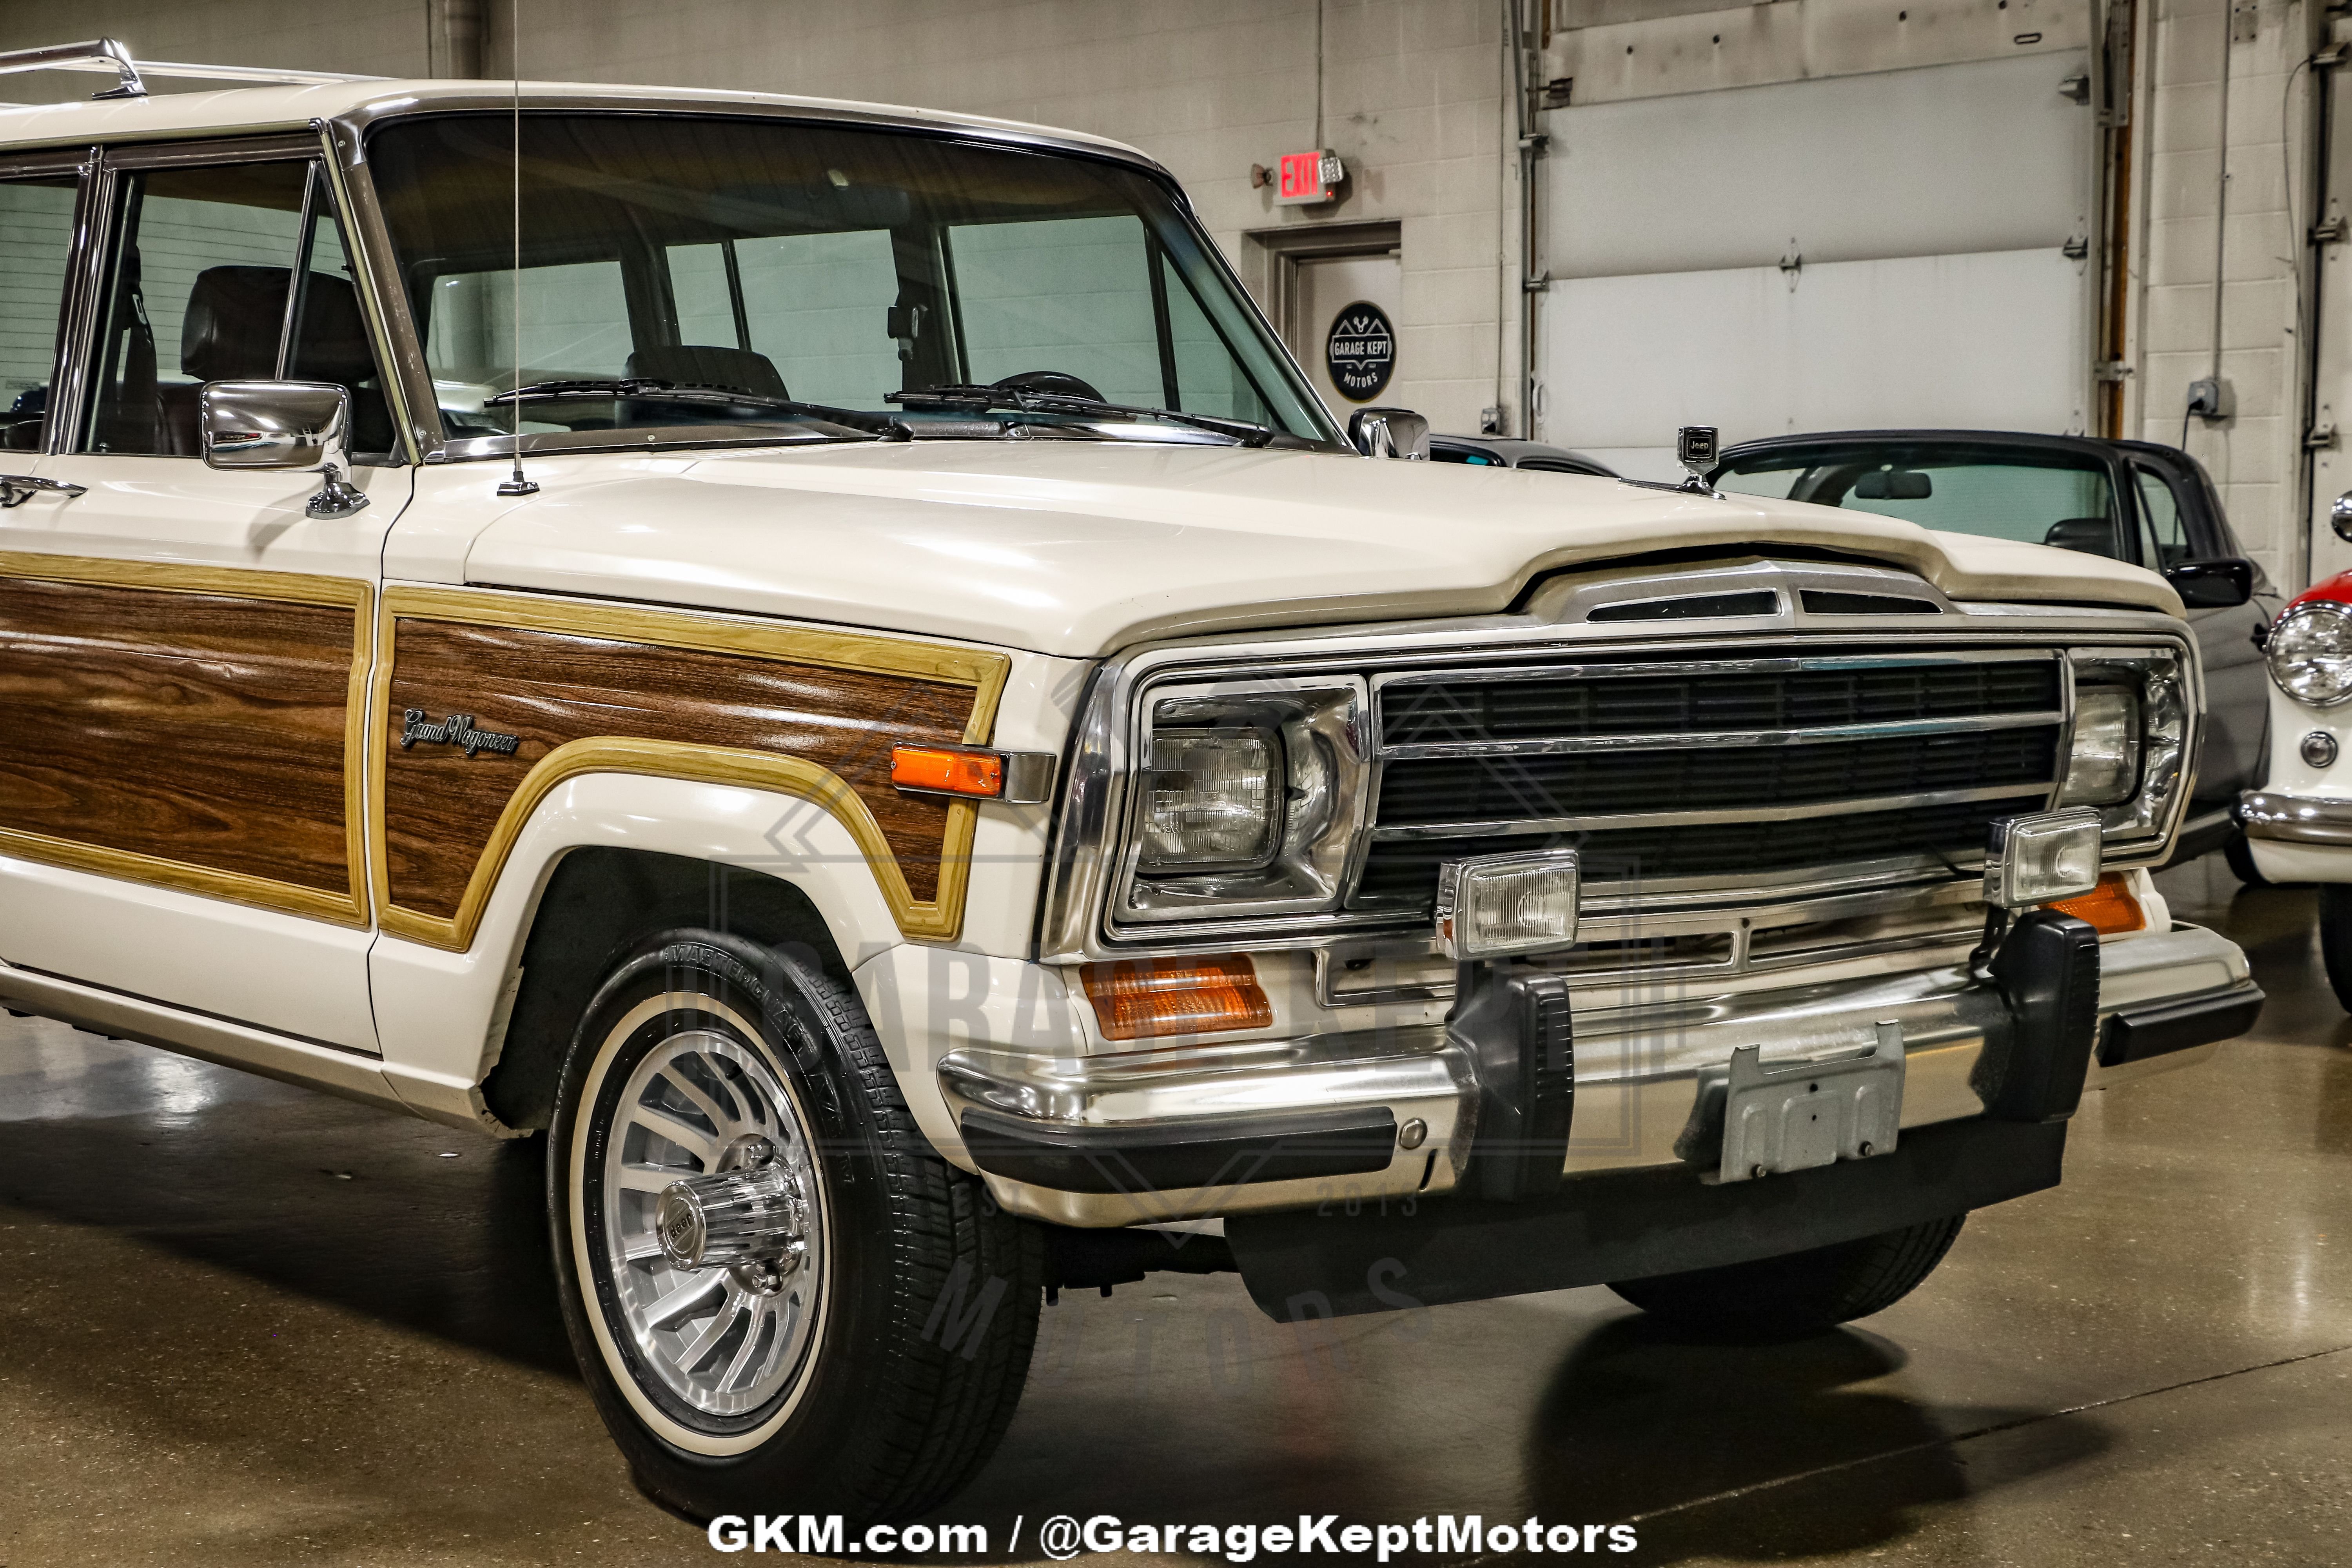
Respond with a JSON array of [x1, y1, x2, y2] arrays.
[[942, 922, 2257, 1227], [2239, 788, 2352, 846]]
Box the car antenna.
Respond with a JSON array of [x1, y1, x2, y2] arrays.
[[496, 0, 538, 498]]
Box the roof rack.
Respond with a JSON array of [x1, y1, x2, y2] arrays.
[[0, 38, 384, 100]]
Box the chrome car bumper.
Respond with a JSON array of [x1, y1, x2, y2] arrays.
[[2239, 788, 2352, 846], [941, 922, 2258, 1227]]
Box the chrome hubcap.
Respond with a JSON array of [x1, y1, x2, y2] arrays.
[[598, 1028, 825, 1421]]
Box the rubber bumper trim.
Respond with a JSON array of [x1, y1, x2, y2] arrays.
[[959, 1105, 1399, 1196], [2098, 984, 2265, 1067], [1225, 1115, 2065, 1317]]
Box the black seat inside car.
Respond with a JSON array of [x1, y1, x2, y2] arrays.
[[2043, 516, 2120, 557], [162, 265, 393, 458], [624, 344, 789, 402]]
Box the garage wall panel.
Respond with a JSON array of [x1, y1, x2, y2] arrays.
[[1546, 50, 2095, 279], [1553, 247, 2088, 476]]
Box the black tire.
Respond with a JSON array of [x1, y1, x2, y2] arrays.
[[2319, 886, 2352, 1011], [2223, 831, 2271, 887], [1608, 1214, 1966, 1341], [548, 929, 1040, 1526]]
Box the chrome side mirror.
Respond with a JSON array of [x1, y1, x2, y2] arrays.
[[2332, 489, 2352, 543], [1348, 406, 1430, 460], [199, 379, 369, 519]]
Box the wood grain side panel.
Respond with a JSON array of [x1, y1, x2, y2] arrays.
[[381, 619, 978, 922], [0, 577, 355, 895]]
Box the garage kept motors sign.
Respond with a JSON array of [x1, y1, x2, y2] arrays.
[[1325, 301, 1395, 402]]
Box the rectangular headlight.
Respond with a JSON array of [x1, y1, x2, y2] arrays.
[[1138, 728, 1281, 871], [1436, 849, 1581, 958], [2065, 647, 2190, 848], [1984, 808, 2103, 909], [2056, 686, 2142, 807], [1117, 679, 1370, 924]]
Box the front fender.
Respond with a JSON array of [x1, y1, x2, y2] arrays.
[[371, 769, 946, 1129]]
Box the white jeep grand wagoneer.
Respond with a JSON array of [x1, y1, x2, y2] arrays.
[[0, 42, 2262, 1525]]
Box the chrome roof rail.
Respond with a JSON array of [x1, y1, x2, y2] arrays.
[[0, 38, 385, 101], [0, 39, 145, 98]]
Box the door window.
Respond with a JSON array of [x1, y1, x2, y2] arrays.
[[666, 230, 902, 410], [950, 215, 1163, 408], [83, 159, 396, 461], [0, 175, 83, 452], [2134, 466, 2194, 570]]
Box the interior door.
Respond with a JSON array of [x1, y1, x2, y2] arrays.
[[0, 138, 405, 1054], [1287, 251, 1403, 418]]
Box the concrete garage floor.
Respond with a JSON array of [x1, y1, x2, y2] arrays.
[[0, 858, 2345, 1567]]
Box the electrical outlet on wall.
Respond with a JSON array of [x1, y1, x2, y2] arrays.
[[2189, 377, 2234, 422]]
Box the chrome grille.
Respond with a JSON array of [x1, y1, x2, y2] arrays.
[[1356, 652, 2064, 911]]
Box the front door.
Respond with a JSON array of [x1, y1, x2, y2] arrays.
[[0, 138, 405, 1053]]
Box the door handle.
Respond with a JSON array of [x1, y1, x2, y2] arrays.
[[0, 474, 87, 508]]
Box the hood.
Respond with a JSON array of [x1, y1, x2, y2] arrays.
[[454, 441, 2183, 657]]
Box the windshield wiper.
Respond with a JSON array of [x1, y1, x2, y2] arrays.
[[886, 384, 1279, 447], [485, 379, 908, 438]]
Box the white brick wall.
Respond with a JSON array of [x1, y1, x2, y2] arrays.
[[2130, 0, 2319, 589]]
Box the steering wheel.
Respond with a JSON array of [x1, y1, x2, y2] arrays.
[[992, 370, 1105, 401]]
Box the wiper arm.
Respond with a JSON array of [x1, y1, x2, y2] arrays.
[[485, 378, 907, 438], [887, 384, 1278, 447]]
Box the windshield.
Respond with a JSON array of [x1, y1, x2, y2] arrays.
[[1715, 441, 2130, 561], [367, 113, 1338, 450]]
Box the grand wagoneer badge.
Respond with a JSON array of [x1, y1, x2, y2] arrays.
[[400, 709, 522, 758]]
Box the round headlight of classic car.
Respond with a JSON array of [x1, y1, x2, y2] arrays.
[[2266, 600, 2352, 707]]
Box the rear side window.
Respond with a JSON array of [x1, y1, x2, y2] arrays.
[[0, 174, 82, 452]]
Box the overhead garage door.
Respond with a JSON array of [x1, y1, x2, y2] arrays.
[[1540, 49, 2096, 479]]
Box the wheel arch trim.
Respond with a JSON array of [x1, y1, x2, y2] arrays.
[[370, 770, 917, 1131]]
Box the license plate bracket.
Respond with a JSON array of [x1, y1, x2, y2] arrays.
[[1709, 1021, 1906, 1183]]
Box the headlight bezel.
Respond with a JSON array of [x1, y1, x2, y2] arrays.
[[2062, 646, 2189, 849], [2264, 599, 2352, 707], [1111, 676, 1372, 925]]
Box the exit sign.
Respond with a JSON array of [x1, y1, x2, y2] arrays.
[[1275, 149, 1344, 205]]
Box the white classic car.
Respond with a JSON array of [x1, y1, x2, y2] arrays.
[[2240, 544, 2352, 991], [0, 43, 2265, 1526]]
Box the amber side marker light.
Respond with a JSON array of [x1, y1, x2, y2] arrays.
[[2045, 871, 2146, 936], [1080, 955, 1274, 1042], [891, 743, 1005, 798]]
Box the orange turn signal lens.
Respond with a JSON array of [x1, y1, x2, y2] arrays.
[[1079, 955, 1274, 1042], [2045, 871, 2146, 936], [891, 744, 1004, 798]]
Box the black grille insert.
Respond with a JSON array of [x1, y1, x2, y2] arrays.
[[1376, 726, 2056, 828], [1381, 658, 2058, 749]]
